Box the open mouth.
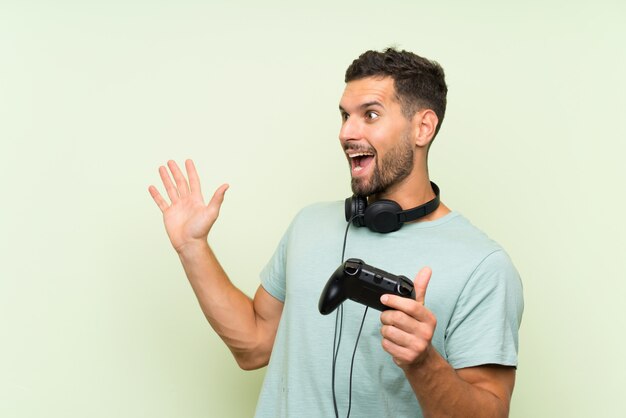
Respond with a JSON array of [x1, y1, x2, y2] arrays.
[[347, 151, 375, 174]]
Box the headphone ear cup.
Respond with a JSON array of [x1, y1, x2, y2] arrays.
[[345, 195, 367, 227], [363, 200, 403, 233]]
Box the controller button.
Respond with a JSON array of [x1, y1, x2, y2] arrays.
[[345, 265, 359, 275], [396, 283, 412, 296]]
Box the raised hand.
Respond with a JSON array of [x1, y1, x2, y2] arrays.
[[148, 159, 229, 253], [379, 267, 437, 369]]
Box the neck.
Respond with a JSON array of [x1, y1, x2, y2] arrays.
[[369, 171, 451, 222], [369, 168, 433, 208]]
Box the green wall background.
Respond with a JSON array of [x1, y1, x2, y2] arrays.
[[1, 1, 625, 417]]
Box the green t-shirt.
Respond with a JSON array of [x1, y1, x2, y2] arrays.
[[255, 202, 523, 418]]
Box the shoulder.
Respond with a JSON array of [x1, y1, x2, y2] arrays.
[[451, 214, 520, 278], [276, 201, 346, 244], [404, 213, 522, 296], [446, 217, 523, 313], [440, 213, 500, 246], [409, 212, 505, 260], [290, 200, 344, 228], [295, 200, 343, 218]]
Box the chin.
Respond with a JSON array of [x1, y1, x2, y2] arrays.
[[351, 179, 375, 196]]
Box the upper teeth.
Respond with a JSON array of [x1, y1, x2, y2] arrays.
[[348, 152, 373, 158]]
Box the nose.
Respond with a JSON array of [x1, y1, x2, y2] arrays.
[[339, 116, 361, 144]]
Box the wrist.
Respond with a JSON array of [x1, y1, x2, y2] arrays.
[[175, 239, 210, 257], [401, 344, 439, 375]]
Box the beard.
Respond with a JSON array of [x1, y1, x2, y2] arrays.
[[350, 132, 415, 196]]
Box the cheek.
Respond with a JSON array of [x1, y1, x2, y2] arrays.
[[369, 127, 401, 157]]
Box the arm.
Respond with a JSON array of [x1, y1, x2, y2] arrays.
[[380, 268, 515, 418], [148, 160, 283, 370]]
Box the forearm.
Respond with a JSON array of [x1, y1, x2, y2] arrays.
[[177, 241, 270, 369], [404, 347, 510, 418]]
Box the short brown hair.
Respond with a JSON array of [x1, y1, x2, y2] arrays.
[[345, 48, 448, 137]]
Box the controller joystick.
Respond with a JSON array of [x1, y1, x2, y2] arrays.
[[318, 258, 415, 315]]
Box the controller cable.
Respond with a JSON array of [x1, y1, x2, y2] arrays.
[[332, 215, 369, 418]]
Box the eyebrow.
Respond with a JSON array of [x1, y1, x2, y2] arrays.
[[339, 101, 384, 113]]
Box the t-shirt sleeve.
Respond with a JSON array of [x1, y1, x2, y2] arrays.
[[259, 221, 294, 302], [444, 249, 524, 369]]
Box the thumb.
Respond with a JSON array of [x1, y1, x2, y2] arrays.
[[414, 267, 432, 305], [207, 183, 229, 213]]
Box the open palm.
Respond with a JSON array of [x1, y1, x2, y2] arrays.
[[149, 160, 228, 252]]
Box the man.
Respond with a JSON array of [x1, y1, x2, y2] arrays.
[[149, 48, 523, 418]]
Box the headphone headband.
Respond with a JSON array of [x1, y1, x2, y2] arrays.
[[345, 182, 441, 233], [396, 182, 440, 223]]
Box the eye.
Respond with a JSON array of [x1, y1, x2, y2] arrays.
[[341, 112, 349, 122], [365, 111, 379, 121]]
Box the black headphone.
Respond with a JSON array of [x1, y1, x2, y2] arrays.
[[344, 182, 440, 234]]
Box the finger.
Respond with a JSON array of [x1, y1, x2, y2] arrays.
[[185, 159, 202, 196], [380, 308, 435, 339], [380, 323, 416, 348], [414, 267, 432, 305], [380, 295, 434, 326], [380, 295, 434, 324], [380, 294, 421, 316], [148, 185, 169, 212], [207, 183, 229, 213], [159, 165, 179, 203], [381, 337, 425, 366], [167, 160, 190, 197]]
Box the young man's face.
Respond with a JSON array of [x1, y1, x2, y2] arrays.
[[338, 76, 415, 197]]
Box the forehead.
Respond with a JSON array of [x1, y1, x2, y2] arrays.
[[339, 76, 398, 110]]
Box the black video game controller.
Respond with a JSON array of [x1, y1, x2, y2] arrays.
[[318, 258, 415, 315]]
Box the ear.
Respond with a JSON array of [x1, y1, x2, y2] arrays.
[[412, 109, 439, 148]]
